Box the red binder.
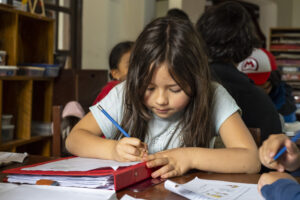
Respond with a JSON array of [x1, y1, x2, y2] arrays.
[[3, 157, 153, 191]]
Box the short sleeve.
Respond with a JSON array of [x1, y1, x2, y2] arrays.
[[89, 82, 125, 138], [212, 83, 240, 134]]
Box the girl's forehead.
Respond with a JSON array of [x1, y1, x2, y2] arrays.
[[149, 64, 177, 83]]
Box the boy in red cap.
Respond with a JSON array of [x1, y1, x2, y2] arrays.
[[196, 2, 282, 145], [238, 48, 297, 124]]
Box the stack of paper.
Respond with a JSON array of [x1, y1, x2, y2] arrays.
[[0, 183, 117, 200], [7, 174, 115, 189], [4, 157, 152, 191], [165, 177, 264, 200]]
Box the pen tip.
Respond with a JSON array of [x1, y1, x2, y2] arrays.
[[268, 160, 275, 165]]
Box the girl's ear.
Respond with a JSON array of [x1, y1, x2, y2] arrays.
[[110, 69, 120, 80]]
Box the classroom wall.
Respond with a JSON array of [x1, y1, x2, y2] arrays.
[[167, 0, 205, 23], [181, 0, 205, 24], [82, 0, 298, 70], [273, 0, 292, 27], [156, 0, 168, 18], [82, 0, 155, 70], [272, 0, 300, 27], [292, 0, 300, 27]]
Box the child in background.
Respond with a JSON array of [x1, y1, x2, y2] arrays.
[[66, 17, 260, 179], [166, 8, 190, 21], [196, 1, 282, 143], [92, 41, 134, 105], [238, 48, 297, 123], [258, 134, 300, 199]]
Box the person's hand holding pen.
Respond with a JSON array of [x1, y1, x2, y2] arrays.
[[112, 138, 148, 162], [97, 104, 148, 162], [259, 134, 300, 172]]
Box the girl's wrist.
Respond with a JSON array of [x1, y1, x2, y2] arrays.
[[109, 140, 119, 161], [185, 147, 197, 169]]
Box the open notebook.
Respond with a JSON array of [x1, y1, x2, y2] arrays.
[[165, 177, 264, 200]]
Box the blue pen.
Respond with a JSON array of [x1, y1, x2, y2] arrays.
[[271, 131, 300, 163], [97, 104, 130, 137]]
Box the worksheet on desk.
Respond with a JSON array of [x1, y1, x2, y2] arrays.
[[165, 177, 264, 200], [21, 157, 140, 171]]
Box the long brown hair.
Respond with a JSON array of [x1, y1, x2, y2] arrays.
[[114, 17, 215, 147]]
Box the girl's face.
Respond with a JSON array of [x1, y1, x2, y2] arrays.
[[143, 63, 190, 119], [111, 51, 131, 81]]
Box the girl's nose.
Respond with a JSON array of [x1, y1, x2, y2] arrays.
[[155, 91, 168, 105]]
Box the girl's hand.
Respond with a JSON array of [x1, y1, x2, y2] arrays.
[[143, 148, 192, 179], [258, 172, 297, 192], [113, 137, 148, 162], [259, 134, 300, 172]]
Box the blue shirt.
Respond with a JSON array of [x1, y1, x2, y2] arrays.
[[261, 179, 300, 200]]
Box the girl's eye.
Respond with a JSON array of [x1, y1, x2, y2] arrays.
[[170, 88, 182, 93], [147, 87, 155, 91]]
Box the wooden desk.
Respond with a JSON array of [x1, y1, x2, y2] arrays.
[[0, 155, 284, 200], [117, 172, 261, 199]]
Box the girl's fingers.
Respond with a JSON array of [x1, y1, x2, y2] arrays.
[[151, 164, 174, 178], [121, 144, 140, 156], [161, 170, 178, 179], [123, 137, 146, 149], [122, 152, 143, 162], [142, 142, 148, 152], [146, 157, 168, 168], [143, 154, 156, 161]]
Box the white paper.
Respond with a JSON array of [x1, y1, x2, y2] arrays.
[[120, 194, 146, 200], [21, 157, 140, 171], [165, 177, 264, 200], [0, 183, 117, 200], [0, 152, 28, 165], [7, 174, 115, 189]]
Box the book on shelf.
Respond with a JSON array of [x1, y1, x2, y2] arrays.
[[272, 40, 300, 45], [275, 53, 300, 59], [2, 157, 153, 191], [276, 59, 300, 66], [270, 44, 300, 50], [282, 73, 300, 81], [272, 32, 300, 37], [279, 66, 300, 73], [285, 82, 300, 90]]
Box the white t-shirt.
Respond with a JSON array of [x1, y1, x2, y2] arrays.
[[90, 81, 239, 154]]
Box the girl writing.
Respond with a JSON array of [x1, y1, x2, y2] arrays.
[[92, 41, 134, 104], [66, 17, 260, 179]]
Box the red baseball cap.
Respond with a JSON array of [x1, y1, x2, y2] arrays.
[[238, 48, 277, 85]]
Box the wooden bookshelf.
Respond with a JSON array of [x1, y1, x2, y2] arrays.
[[0, 5, 54, 156]]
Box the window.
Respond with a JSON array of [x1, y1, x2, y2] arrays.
[[44, 0, 82, 69]]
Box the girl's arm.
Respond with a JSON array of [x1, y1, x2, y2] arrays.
[[145, 112, 260, 178], [190, 111, 260, 173], [65, 112, 146, 161]]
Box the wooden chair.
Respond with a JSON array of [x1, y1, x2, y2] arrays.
[[213, 128, 261, 148], [52, 105, 81, 157], [52, 105, 62, 157]]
